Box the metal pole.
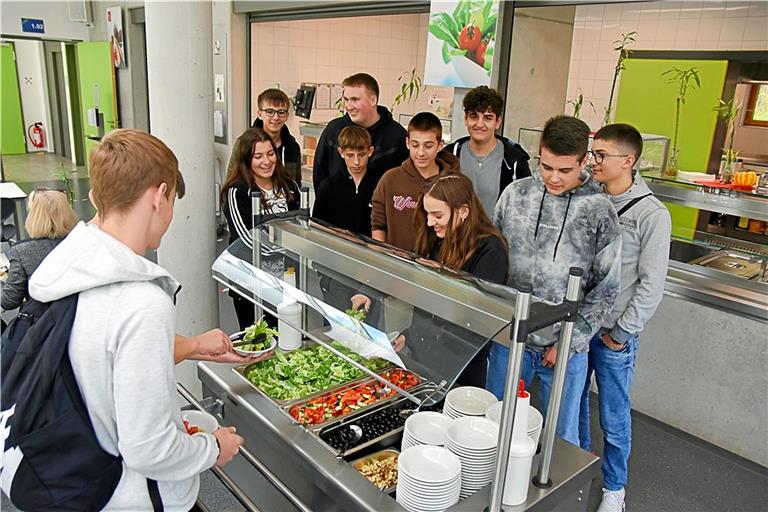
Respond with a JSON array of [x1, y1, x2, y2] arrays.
[[251, 191, 263, 320], [534, 267, 583, 487], [298, 185, 310, 331], [489, 284, 532, 512]]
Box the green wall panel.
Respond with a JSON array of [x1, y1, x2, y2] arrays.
[[1, 42, 27, 155], [76, 41, 117, 172], [615, 58, 727, 240], [615, 58, 727, 171]]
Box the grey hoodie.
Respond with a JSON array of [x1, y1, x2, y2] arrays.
[[28, 222, 218, 511], [601, 174, 671, 343], [493, 170, 622, 353]]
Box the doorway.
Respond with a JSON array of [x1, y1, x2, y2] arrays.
[[43, 41, 71, 160]]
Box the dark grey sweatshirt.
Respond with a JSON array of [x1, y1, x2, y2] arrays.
[[493, 170, 622, 353]]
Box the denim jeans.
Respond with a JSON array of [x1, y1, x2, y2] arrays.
[[486, 342, 588, 447], [579, 331, 639, 491]]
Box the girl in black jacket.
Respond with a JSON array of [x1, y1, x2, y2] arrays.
[[221, 127, 300, 330], [403, 174, 509, 388]]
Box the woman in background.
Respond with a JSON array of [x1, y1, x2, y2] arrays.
[[220, 127, 300, 330], [1, 188, 78, 310]]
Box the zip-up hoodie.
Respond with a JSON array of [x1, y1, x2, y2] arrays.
[[602, 173, 671, 343], [312, 106, 409, 190], [445, 134, 532, 195], [28, 222, 218, 511], [226, 120, 302, 183], [493, 170, 622, 353], [371, 150, 461, 251], [313, 167, 379, 236]]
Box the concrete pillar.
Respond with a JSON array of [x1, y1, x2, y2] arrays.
[[504, 6, 576, 144], [145, 0, 217, 397]]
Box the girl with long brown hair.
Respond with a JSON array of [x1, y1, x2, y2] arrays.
[[404, 174, 509, 388], [221, 126, 300, 329]]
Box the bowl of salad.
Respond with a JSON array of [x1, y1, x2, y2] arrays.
[[232, 319, 279, 357], [182, 410, 218, 435]]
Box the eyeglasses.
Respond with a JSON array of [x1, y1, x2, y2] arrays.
[[260, 108, 289, 118], [589, 150, 629, 164]]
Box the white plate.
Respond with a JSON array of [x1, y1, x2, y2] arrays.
[[181, 410, 218, 434], [446, 416, 499, 450], [446, 387, 498, 416], [405, 411, 452, 446], [398, 445, 461, 483], [485, 402, 543, 432]]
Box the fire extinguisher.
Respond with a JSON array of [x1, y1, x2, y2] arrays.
[[27, 122, 45, 149]]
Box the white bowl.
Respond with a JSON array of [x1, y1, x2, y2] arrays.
[[398, 445, 461, 483], [405, 411, 453, 446], [485, 402, 543, 435], [446, 387, 498, 416], [446, 416, 499, 450], [181, 410, 218, 434], [232, 335, 277, 357]]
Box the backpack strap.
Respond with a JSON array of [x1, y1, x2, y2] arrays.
[[147, 478, 164, 511], [617, 193, 652, 217]]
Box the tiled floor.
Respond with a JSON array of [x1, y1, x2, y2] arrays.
[[1, 155, 766, 512]]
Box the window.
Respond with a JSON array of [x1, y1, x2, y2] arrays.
[[744, 84, 768, 127]]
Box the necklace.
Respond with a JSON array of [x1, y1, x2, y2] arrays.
[[470, 141, 497, 168]]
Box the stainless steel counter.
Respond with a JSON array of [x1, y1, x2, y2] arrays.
[[197, 361, 600, 512]]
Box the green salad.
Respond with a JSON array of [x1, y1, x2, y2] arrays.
[[345, 308, 366, 321], [238, 320, 278, 351], [244, 342, 389, 400]]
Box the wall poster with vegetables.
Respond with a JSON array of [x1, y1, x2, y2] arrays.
[[425, 0, 499, 87]]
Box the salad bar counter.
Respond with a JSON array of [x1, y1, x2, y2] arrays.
[[199, 217, 600, 511]]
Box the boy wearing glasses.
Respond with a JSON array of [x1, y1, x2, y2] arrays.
[[580, 124, 671, 512], [227, 89, 302, 182], [489, 115, 621, 448], [445, 86, 531, 218]]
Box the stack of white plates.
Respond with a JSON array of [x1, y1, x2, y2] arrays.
[[445, 416, 499, 499], [444, 386, 499, 419], [402, 411, 453, 450], [396, 445, 462, 512], [485, 401, 544, 446]]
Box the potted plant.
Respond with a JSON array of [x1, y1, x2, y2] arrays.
[[712, 98, 740, 179], [393, 68, 426, 109], [661, 66, 701, 177], [603, 31, 636, 126], [568, 92, 596, 120]]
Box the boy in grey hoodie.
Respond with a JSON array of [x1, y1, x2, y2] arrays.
[[488, 115, 622, 447], [27, 130, 243, 511], [579, 124, 671, 512]]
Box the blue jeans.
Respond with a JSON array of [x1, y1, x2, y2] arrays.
[[486, 342, 588, 447], [579, 331, 639, 491]]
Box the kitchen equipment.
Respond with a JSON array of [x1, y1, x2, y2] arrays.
[[445, 416, 499, 499], [399, 379, 447, 418], [485, 402, 544, 447], [402, 411, 453, 448], [396, 445, 461, 512], [351, 448, 400, 492], [689, 251, 762, 279]]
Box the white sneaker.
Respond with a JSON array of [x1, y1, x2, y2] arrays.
[[596, 488, 625, 512]]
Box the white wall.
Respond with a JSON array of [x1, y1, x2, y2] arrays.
[[12, 39, 54, 152], [566, 1, 768, 130], [732, 83, 768, 157], [0, 1, 89, 41], [250, 13, 454, 148]]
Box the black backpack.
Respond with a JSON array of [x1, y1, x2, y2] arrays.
[[0, 295, 163, 511]]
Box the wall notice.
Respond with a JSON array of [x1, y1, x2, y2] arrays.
[[106, 7, 126, 68]]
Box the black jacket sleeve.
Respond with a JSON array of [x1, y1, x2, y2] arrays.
[[463, 236, 508, 284], [312, 180, 330, 222], [514, 156, 532, 181], [312, 127, 334, 191], [224, 184, 253, 245], [1, 247, 26, 310]]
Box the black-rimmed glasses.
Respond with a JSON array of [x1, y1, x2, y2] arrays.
[[260, 108, 289, 118], [589, 150, 629, 164]]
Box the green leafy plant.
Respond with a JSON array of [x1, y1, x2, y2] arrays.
[[393, 68, 426, 108], [603, 31, 636, 126], [568, 93, 596, 120], [661, 66, 701, 176], [54, 163, 75, 206], [429, 0, 497, 74], [240, 319, 279, 351], [345, 307, 366, 321], [712, 98, 740, 172]]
